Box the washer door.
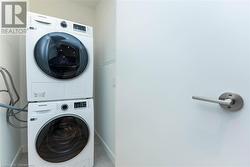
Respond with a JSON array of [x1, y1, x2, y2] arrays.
[[36, 116, 89, 163], [34, 32, 88, 79]]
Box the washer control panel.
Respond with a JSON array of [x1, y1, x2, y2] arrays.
[[74, 101, 87, 109], [29, 100, 91, 118]]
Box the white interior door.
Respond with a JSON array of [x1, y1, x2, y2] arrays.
[[116, 1, 250, 166]]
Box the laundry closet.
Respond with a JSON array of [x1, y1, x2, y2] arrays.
[[1, 0, 250, 167], [0, 0, 116, 166]]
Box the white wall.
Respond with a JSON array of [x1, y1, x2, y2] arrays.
[[94, 0, 116, 163], [0, 36, 22, 167], [95, 0, 116, 65], [19, 35, 28, 153]]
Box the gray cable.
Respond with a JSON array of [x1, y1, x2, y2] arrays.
[[0, 66, 27, 128], [0, 67, 19, 104], [13, 114, 27, 122], [0, 103, 27, 112], [13, 103, 28, 115], [6, 101, 27, 129], [13, 103, 28, 122]]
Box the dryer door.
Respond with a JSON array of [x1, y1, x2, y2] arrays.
[[34, 32, 88, 79], [36, 116, 90, 163]]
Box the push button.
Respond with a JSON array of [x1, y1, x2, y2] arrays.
[[61, 104, 68, 111], [61, 21, 67, 28]]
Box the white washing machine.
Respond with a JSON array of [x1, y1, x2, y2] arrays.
[[28, 99, 94, 167], [26, 12, 93, 102]]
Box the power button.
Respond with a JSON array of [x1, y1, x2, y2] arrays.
[[61, 21, 67, 28], [61, 104, 68, 111]]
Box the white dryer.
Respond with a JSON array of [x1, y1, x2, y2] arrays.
[[26, 12, 93, 102], [28, 99, 94, 167]]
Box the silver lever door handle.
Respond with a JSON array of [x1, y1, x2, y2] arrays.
[[192, 92, 244, 111], [192, 96, 232, 106]]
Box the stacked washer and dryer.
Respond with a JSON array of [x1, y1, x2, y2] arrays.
[[26, 12, 94, 167]]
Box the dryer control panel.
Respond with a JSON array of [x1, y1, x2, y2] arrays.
[[28, 12, 93, 37], [73, 24, 86, 32]]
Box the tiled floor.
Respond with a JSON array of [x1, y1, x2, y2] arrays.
[[16, 136, 114, 167]]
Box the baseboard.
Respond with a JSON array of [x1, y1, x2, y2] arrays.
[[10, 146, 23, 167], [95, 130, 116, 165]]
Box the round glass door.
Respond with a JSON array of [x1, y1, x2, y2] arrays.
[[34, 32, 88, 79], [36, 116, 89, 163]]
